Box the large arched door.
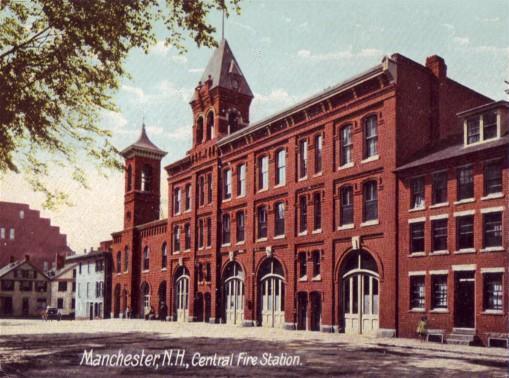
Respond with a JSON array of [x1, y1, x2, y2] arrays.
[[139, 282, 150, 318], [223, 262, 245, 325], [258, 258, 285, 328], [341, 250, 379, 335], [174, 267, 189, 322], [114, 284, 121, 318]]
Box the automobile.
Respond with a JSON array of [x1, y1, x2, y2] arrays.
[[44, 307, 62, 321]]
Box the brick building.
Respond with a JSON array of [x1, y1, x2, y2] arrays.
[[0, 201, 71, 271], [109, 40, 506, 344]]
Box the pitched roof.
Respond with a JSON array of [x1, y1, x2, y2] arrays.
[[396, 134, 509, 172], [49, 262, 77, 279], [0, 259, 49, 280], [120, 124, 167, 158], [193, 39, 253, 100]]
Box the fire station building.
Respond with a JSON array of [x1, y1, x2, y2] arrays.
[[109, 39, 507, 345]]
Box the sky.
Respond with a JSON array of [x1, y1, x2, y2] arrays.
[[1, 0, 508, 253]]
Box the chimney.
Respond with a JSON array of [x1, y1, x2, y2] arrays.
[[55, 253, 65, 270], [9, 256, 15, 263], [426, 55, 447, 79], [24, 254, 30, 261]]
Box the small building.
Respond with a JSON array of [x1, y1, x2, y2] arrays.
[[48, 263, 77, 318], [66, 246, 112, 320], [0, 256, 51, 317]]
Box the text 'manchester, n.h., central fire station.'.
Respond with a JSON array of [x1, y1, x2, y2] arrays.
[[109, 39, 508, 346]]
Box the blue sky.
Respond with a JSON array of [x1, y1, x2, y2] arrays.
[[2, 0, 508, 252]]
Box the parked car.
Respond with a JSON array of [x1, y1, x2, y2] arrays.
[[43, 307, 62, 321]]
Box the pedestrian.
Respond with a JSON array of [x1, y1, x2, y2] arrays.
[[416, 316, 427, 342], [144, 306, 150, 320], [159, 302, 167, 321], [125, 306, 130, 319]]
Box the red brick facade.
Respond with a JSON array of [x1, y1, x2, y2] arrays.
[[109, 40, 506, 344]]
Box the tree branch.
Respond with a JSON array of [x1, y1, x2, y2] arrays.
[[0, 26, 51, 60]]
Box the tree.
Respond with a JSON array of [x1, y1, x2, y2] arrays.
[[0, 0, 240, 208]]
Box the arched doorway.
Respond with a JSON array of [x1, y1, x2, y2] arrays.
[[174, 266, 189, 322], [340, 250, 379, 335], [114, 284, 121, 318], [310, 291, 321, 331], [139, 282, 150, 318], [258, 258, 285, 328], [195, 293, 204, 322], [223, 262, 244, 325], [297, 292, 307, 330], [158, 281, 167, 320], [122, 288, 128, 317]]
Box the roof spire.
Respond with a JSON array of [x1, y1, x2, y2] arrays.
[[119, 118, 167, 158]]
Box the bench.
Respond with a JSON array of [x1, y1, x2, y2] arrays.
[[487, 333, 509, 348], [426, 329, 445, 343]]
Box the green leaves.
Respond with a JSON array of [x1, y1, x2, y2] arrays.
[[0, 0, 239, 208]]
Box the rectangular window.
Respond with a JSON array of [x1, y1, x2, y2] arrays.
[[457, 166, 474, 200], [484, 161, 502, 196], [258, 156, 269, 190], [483, 111, 497, 140], [298, 139, 308, 179], [340, 187, 354, 226], [410, 275, 425, 309], [364, 116, 378, 158], [222, 214, 230, 245], [363, 181, 378, 222], [257, 206, 267, 239], [314, 134, 323, 173], [207, 173, 213, 203], [173, 226, 180, 252], [35, 281, 47, 292], [237, 164, 246, 196], [340, 125, 353, 166], [57, 298, 64, 309], [198, 176, 205, 206], [0, 228, 4, 239], [185, 184, 191, 210], [411, 177, 425, 209], [484, 273, 503, 311], [198, 219, 204, 248], [275, 150, 286, 186], [184, 223, 191, 250], [312, 251, 320, 278], [431, 275, 448, 309], [410, 222, 425, 253], [432, 172, 448, 204], [466, 117, 480, 144], [223, 169, 232, 200], [313, 192, 321, 231], [174, 188, 181, 214], [236, 212, 245, 243], [206, 263, 211, 282], [483, 212, 502, 248], [1, 280, 14, 291], [20, 280, 32, 291], [299, 196, 307, 233], [456, 215, 474, 250], [274, 202, 285, 236], [432, 219, 448, 251], [58, 281, 68, 292], [206, 218, 212, 247], [299, 253, 307, 279], [9, 228, 14, 240]]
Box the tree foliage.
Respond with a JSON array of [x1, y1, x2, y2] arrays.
[[0, 0, 239, 208]]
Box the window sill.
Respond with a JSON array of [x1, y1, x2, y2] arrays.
[[298, 176, 308, 182], [221, 243, 231, 247], [184, 249, 191, 253], [173, 251, 181, 254], [481, 193, 504, 201], [273, 184, 285, 189], [198, 247, 204, 251], [222, 198, 232, 203], [338, 224, 354, 230], [236, 241, 245, 245], [409, 207, 426, 213], [142, 270, 149, 274], [312, 229, 322, 234], [454, 198, 475, 205], [361, 154, 380, 164], [313, 172, 323, 177], [161, 268, 167, 272], [299, 276, 307, 282], [338, 162, 354, 170], [430, 250, 449, 256], [430, 309, 449, 313], [236, 194, 246, 199], [205, 246, 212, 250], [256, 238, 268, 242], [298, 231, 308, 236], [454, 248, 476, 254], [409, 252, 426, 257], [430, 202, 449, 209], [312, 275, 321, 281], [409, 308, 425, 313], [257, 188, 268, 193], [273, 235, 285, 240], [360, 220, 379, 227], [482, 310, 504, 315], [184, 209, 191, 213], [481, 247, 504, 253]]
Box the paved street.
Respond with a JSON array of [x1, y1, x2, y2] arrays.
[[0, 319, 507, 377]]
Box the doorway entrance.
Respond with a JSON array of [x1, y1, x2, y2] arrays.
[[454, 271, 475, 328], [174, 266, 189, 322], [223, 262, 245, 325], [258, 258, 285, 328]]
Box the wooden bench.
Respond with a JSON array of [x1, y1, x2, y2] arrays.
[[487, 333, 509, 348], [426, 329, 445, 343]]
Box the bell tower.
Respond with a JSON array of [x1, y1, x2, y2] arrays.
[[120, 124, 167, 229], [189, 39, 254, 147]]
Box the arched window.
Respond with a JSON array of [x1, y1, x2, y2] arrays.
[[258, 155, 269, 190], [116, 251, 121, 273], [340, 124, 353, 166], [313, 192, 321, 231], [340, 186, 354, 226], [143, 246, 150, 270], [364, 115, 378, 159], [173, 226, 180, 252], [275, 149, 286, 186], [141, 165, 152, 192], [196, 116, 204, 144], [124, 246, 129, 272], [127, 165, 132, 191], [161, 242, 167, 268], [274, 202, 285, 236], [363, 181, 378, 222], [236, 211, 245, 243], [206, 111, 214, 140], [222, 214, 231, 245], [257, 206, 268, 239], [227, 111, 239, 134]]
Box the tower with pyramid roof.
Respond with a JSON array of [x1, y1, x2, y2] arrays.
[[120, 124, 167, 229], [190, 39, 253, 146]]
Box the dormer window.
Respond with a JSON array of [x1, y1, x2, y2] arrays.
[[465, 110, 499, 146]]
